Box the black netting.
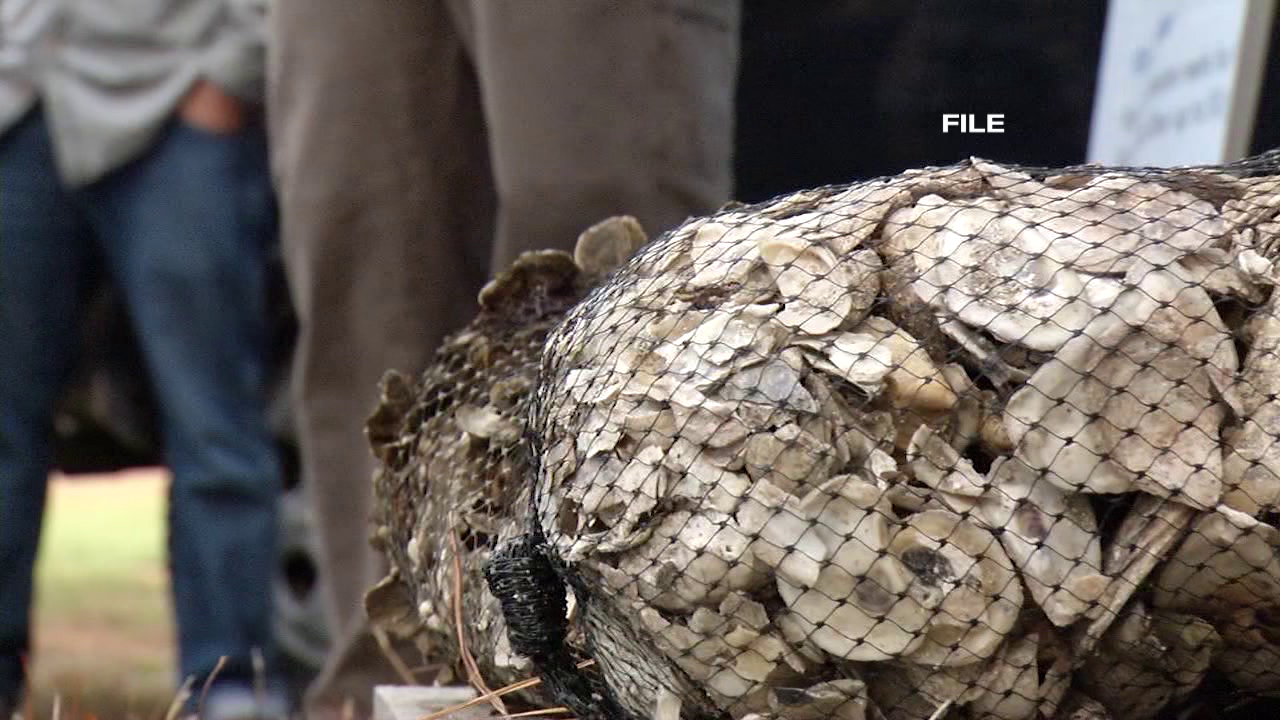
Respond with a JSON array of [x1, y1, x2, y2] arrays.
[[366, 248, 593, 699], [373, 155, 1280, 720]]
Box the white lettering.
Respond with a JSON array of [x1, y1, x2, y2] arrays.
[[941, 113, 1006, 134]]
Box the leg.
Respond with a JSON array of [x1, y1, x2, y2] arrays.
[[0, 111, 95, 698], [84, 118, 281, 687], [267, 2, 492, 715], [460, 0, 741, 271]]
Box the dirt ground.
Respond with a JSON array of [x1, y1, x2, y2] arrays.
[[28, 469, 176, 720]]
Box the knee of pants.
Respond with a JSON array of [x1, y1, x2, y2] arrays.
[[133, 244, 268, 320], [167, 445, 282, 506], [116, 223, 272, 403]]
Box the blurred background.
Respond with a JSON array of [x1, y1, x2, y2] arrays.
[[30, 0, 1280, 715]]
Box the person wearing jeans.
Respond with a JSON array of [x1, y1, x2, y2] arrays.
[[0, 2, 283, 717]]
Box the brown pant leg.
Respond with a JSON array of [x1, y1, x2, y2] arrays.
[[458, 0, 742, 272], [268, 1, 492, 716]]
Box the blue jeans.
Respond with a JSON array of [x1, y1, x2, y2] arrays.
[[0, 109, 281, 695]]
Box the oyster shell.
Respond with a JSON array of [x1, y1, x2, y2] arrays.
[[758, 235, 856, 333], [1224, 291, 1280, 515], [892, 509, 1022, 667], [1079, 605, 1220, 720], [767, 679, 869, 720], [975, 457, 1105, 626], [773, 479, 921, 662], [1153, 506, 1280, 613], [890, 194, 1108, 352], [1004, 270, 1228, 509], [572, 215, 649, 276]]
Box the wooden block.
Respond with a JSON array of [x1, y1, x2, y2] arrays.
[[372, 685, 493, 720]]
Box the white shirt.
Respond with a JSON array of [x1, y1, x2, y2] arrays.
[[0, 0, 267, 186]]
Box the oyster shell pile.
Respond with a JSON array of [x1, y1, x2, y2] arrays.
[[521, 157, 1280, 720], [366, 217, 649, 691]]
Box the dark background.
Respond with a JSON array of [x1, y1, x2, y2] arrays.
[[735, 0, 1280, 201]]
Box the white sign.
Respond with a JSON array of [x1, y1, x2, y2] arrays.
[[1088, 0, 1274, 166]]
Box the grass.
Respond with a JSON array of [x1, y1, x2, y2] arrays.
[[28, 469, 175, 720]]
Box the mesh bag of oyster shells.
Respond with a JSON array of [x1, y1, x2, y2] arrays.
[[476, 153, 1280, 720], [366, 221, 655, 705]]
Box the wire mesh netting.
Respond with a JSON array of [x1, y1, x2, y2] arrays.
[[370, 153, 1280, 720], [366, 247, 597, 694]]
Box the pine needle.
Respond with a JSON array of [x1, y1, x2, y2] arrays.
[[500, 707, 572, 718], [450, 529, 505, 716], [163, 676, 195, 720], [418, 660, 594, 720], [373, 625, 419, 686], [197, 656, 228, 720], [252, 648, 267, 715]]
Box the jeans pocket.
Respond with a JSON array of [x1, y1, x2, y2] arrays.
[[174, 114, 246, 141]]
